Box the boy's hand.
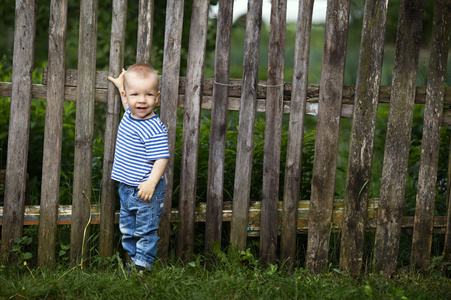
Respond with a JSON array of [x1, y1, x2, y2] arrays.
[[137, 181, 156, 201], [108, 68, 128, 110], [107, 68, 126, 92]]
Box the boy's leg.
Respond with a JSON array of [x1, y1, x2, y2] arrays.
[[133, 178, 166, 270], [118, 183, 139, 260]]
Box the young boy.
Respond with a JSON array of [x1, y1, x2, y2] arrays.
[[108, 63, 169, 273]]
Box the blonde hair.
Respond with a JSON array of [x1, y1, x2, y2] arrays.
[[124, 63, 159, 90]]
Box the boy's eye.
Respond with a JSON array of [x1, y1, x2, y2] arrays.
[[147, 93, 153, 96]]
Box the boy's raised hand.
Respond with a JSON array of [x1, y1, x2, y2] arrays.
[[107, 68, 126, 92], [108, 68, 128, 110]]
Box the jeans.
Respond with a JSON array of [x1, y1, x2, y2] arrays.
[[118, 178, 165, 269]]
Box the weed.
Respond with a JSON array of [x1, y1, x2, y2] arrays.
[[11, 236, 33, 264]]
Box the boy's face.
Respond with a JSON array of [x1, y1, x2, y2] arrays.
[[122, 72, 160, 120]]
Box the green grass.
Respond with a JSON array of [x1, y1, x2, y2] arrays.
[[1, 250, 450, 300]]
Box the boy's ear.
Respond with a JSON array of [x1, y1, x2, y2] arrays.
[[121, 90, 127, 101], [156, 91, 161, 105]]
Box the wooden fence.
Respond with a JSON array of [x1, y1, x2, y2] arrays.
[[1, 0, 451, 276]]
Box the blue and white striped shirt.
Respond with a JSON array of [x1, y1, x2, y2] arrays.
[[112, 109, 169, 186]]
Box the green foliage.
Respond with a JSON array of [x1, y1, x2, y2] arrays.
[[0, 250, 450, 299], [169, 111, 316, 206], [11, 236, 33, 263]]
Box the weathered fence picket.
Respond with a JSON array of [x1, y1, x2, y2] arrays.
[[280, 0, 314, 269], [373, 0, 425, 276], [137, 0, 154, 64], [446, 135, 451, 263], [230, 0, 263, 251], [1, 0, 36, 263], [176, 0, 211, 261], [205, 0, 234, 254], [70, 0, 99, 263], [158, 0, 185, 263], [339, 0, 388, 276], [37, 0, 68, 267], [260, 0, 287, 268], [306, 0, 351, 273], [99, 0, 127, 259], [1, 0, 450, 274], [411, 0, 451, 271]]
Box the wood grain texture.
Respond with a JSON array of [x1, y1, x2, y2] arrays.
[[37, 0, 68, 267], [280, 0, 314, 269], [70, 0, 99, 264], [230, 0, 263, 251], [373, 0, 425, 276], [99, 0, 127, 259], [0, 0, 36, 263], [176, 0, 210, 262], [339, 0, 388, 276], [136, 0, 154, 64], [158, 0, 185, 264], [411, 0, 450, 271], [205, 0, 233, 254], [306, 0, 351, 273], [260, 0, 287, 268]]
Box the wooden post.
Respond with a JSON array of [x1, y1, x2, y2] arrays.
[[373, 0, 424, 276], [230, 0, 263, 251], [339, 0, 388, 275], [70, 0, 99, 263], [411, 0, 451, 271], [0, 0, 36, 263], [159, 0, 185, 264], [99, 0, 127, 258], [260, 0, 287, 268], [445, 130, 451, 263], [176, 0, 210, 262], [205, 0, 233, 254], [137, 0, 154, 64], [37, 0, 68, 267], [280, 0, 314, 269], [306, 0, 350, 273]]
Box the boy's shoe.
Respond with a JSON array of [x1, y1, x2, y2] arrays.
[[124, 262, 152, 276]]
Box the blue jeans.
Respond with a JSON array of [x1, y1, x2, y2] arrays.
[[118, 178, 165, 269]]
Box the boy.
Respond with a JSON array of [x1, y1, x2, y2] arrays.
[[108, 63, 169, 273]]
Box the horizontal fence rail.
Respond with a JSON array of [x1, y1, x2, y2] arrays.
[[1, 200, 446, 234], [2, 70, 451, 121]]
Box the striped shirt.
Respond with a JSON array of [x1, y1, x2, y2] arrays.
[[112, 109, 169, 186]]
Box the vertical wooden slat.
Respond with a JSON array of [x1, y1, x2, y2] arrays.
[[0, 0, 36, 263], [136, 0, 154, 64], [306, 0, 350, 273], [70, 0, 99, 263], [176, 0, 210, 262], [445, 132, 451, 263], [339, 0, 388, 275], [411, 0, 451, 271], [373, 0, 424, 276], [205, 0, 233, 253], [280, 0, 314, 269], [37, 0, 68, 267], [259, 0, 287, 268], [230, 0, 263, 251], [159, 0, 185, 264], [99, 0, 127, 258]]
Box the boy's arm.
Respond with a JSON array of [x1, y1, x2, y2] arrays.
[[107, 68, 128, 110], [137, 158, 169, 201]]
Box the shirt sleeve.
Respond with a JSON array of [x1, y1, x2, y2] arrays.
[[144, 131, 170, 161]]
